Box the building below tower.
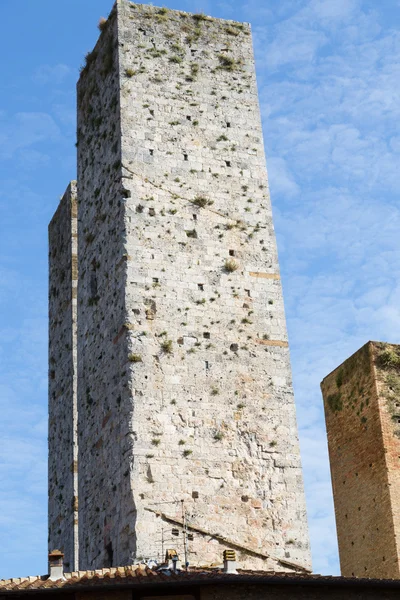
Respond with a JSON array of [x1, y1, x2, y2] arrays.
[[321, 341, 400, 579]]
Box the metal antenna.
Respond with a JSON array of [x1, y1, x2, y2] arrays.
[[161, 524, 164, 563], [181, 500, 189, 570]]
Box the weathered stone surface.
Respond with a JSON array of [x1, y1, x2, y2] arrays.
[[49, 1, 311, 573], [321, 341, 400, 578], [48, 181, 79, 572]]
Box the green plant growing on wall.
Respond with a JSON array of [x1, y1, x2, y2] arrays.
[[147, 48, 167, 58], [218, 55, 237, 71], [192, 195, 213, 208], [336, 369, 344, 388], [241, 317, 252, 325], [128, 354, 142, 363], [327, 392, 343, 412], [192, 13, 208, 21], [224, 258, 239, 273], [378, 347, 400, 369], [170, 55, 183, 64], [225, 26, 240, 36], [161, 339, 173, 354], [98, 17, 108, 31]]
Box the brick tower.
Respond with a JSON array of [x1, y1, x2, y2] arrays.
[[321, 341, 400, 578], [48, 1, 311, 572]]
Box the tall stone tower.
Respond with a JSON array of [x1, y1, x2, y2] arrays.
[[48, 1, 311, 573], [321, 341, 400, 579]]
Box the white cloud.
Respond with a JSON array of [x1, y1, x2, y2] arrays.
[[0, 112, 60, 160], [32, 64, 71, 85], [252, 0, 400, 575], [267, 156, 300, 198], [309, 0, 360, 21]]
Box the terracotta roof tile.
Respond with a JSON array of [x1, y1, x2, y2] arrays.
[[1, 566, 400, 594]]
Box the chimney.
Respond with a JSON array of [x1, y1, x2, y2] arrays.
[[48, 550, 66, 581], [165, 549, 182, 572], [223, 550, 238, 574]]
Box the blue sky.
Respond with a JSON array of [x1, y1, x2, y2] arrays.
[[1, 0, 400, 580]]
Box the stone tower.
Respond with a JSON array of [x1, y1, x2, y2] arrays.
[[48, 1, 311, 573], [48, 182, 79, 572], [321, 341, 400, 579]]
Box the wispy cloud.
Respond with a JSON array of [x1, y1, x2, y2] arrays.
[[252, 0, 400, 575], [32, 64, 72, 85], [0, 112, 60, 160]]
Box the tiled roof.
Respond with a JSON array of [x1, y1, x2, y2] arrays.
[[1, 566, 400, 594]]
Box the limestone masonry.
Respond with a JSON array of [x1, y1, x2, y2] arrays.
[[48, 1, 311, 573], [322, 341, 400, 579], [48, 182, 79, 572]]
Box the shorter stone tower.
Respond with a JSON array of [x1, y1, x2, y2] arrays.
[[321, 341, 400, 579], [48, 182, 79, 572]]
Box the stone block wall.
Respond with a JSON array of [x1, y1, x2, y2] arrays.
[[48, 182, 79, 571], [76, 4, 134, 569], [321, 341, 400, 578], [52, 0, 311, 572]]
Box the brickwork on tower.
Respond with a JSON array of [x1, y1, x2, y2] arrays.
[[321, 341, 400, 579], [49, 1, 311, 573], [48, 182, 79, 572]]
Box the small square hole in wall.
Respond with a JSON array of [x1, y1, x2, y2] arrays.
[[225, 160, 231, 167], [193, 214, 197, 220], [172, 528, 179, 536], [203, 332, 210, 339], [186, 115, 192, 121], [226, 122, 231, 128], [229, 249, 235, 256], [192, 491, 199, 499], [149, 109, 154, 116], [205, 361, 210, 370], [188, 533, 194, 541], [149, 149, 154, 156], [191, 49, 197, 54], [184, 154, 188, 161], [153, 277, 159, 284], [245, 289, 251, 297], [198, 284, 204, 291]]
